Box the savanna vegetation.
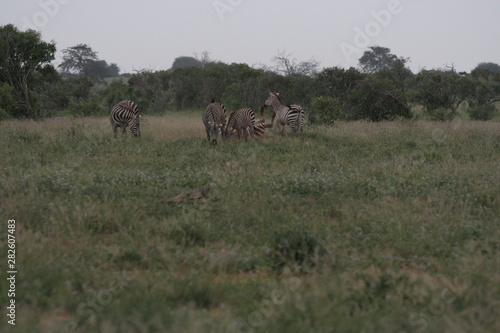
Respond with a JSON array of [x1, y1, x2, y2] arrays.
[[0, 114, 499, 332], [0, 24, 499, 333], [1, 25, 500, 122]]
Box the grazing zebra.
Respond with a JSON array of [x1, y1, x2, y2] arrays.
[[224, 108, 256, 141], [202, 100, 227, 144], [110, 100, 141, 137], [253, 118, 273, 137], [264, 91, 305, 137], [228, 118, 273, 138]]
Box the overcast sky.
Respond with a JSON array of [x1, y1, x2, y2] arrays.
[[1, 0, 499, 74]]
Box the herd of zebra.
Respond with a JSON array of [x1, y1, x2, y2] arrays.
[[109, 91, 305, 142]]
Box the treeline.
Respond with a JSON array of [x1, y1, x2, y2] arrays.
[[1, 24, 499, 122]]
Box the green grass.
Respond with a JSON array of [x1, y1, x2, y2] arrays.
[[0, 114, 499, 332]]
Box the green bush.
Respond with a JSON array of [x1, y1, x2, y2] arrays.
[[68, 96, 107, 117], [0, 82, 14, 118], [0, 108, 11, 120], [271, 229, 325, 272], [310, 95, 344, 124], [424, 107, 455, 121], [467, 103, 497, 120]]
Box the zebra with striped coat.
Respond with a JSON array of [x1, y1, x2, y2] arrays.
[[227, 118, 272, 138], [224, 108, 255, 141], [110, 100, 141, 137], [202, 100, 227, 144], [264, 91, 305, 137], [253, 118, 273, 137]]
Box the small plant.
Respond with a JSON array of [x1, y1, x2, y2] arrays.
[[271, 229, 325, 272]]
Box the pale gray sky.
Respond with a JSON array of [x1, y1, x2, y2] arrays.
[[1, 0, 499, 73]]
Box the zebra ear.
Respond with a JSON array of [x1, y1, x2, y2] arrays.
[[276, 91, 281, 97]]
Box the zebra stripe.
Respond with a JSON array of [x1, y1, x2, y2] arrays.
[[225, 108, 256, 141], [227, 118, 272, 138], [253, 118, 273, 137], [264, 92, 305, 137], [202, 100, 227, 144], [110, 100, 141, 137]]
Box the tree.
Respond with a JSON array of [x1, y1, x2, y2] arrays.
[[82, 60, 120, 82], [349, 75, 412, 121], [0, 24, 56, 117], [272, 50, 320, 77], [470, 65, 500, 106], [315, 63, 412, 122], [170, 56, 203, 71], [413, 69, 474, 120], [315, 67, 366, 121], [358, 46, 399, 74], [193, 51, 214, 67], [316, 67, 366, 99], [59, 44, 98, 75], [0, 82, 14, 119], [59, 44, 119, 82], [310, 95, 343, 124], [474, 62, 500, 74]]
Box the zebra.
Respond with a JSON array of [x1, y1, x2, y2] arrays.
[[224, 108, 256, 141], [110, 100, 141, 137], [227, 118, 273, 138], [263, 91, 305, 137], [253, 118, 273, 137], [202, 100, 227, 144]]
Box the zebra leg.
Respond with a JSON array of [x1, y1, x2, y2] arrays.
[[300, 112, 305, 139], [243, 127, 248, 141], [249, 124, 255, 139], [112, 124, 118, 138], [279, 123, 285, 136]]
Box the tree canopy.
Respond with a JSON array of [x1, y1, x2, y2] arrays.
[[1, 24, 499, 122], [59, 44, 120, 82], [358, 46, 400, 73], [0, 24, 56, 117]]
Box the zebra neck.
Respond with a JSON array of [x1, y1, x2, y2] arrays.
[[271, 99, 287, 113]]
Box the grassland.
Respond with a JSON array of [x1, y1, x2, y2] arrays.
[[0, 112, 499, 333]]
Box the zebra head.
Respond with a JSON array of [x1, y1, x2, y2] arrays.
[[264, 91, 282, 107], [207, 121, 220, 144], [129, 114, 141, 137]]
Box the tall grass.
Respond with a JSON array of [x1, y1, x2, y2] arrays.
[[0, 114, 499, 332]]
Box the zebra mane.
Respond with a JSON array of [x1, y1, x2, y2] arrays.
[[118, 100, 139, 113], [274, 92, 285, 104], [211, 101, 226, 114]]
